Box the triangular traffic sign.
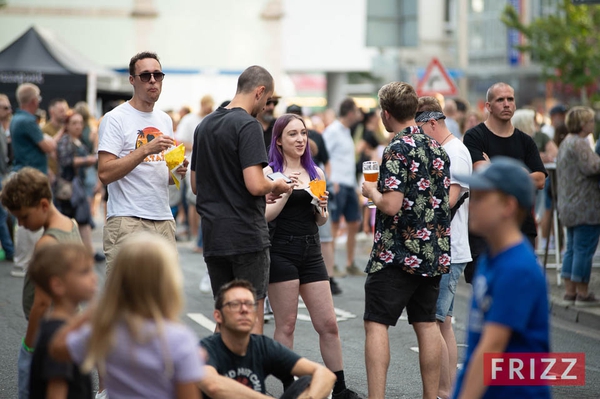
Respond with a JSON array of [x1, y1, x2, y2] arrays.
[[416, 57, 458, 96]]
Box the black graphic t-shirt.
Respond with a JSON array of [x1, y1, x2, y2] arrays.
[[200, 333, 300, 397]]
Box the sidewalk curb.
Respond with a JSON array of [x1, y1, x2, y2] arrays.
[[401, 262, 600, 331], [549, 300, 600, 330]]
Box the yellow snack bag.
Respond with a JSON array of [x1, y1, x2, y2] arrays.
[[309, 179, 326, 199], [164, 144, 186, 189]]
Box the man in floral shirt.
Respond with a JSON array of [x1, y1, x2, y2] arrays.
[[361, 82, 451, 399]]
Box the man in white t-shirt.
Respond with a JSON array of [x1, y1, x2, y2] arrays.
[[98, 51, 188, 274], [416, 97, 472, 399], [322, 98, 363, 276], [177, 94, 215, 153]]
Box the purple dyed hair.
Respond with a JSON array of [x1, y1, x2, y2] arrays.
[[268, 113, 319, 180]]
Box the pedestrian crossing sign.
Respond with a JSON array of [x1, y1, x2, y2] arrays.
[[416, 57, 458, 96]]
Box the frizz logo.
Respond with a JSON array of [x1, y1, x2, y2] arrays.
[[484, 353, 585, 386]]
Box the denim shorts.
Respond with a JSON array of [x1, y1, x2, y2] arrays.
[[435, 262, 467, 322], [364, 266, 441, 325], [330, 184, 361, 223], [205, 248, 270, 299], [269, 234, 329, 285]]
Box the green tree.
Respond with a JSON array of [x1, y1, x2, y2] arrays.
[[501, 0, 600, 104]]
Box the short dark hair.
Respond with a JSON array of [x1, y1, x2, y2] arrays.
[[236, 66, 274, 95], [1, 167, 52, 211], [29, 243, 91, 297], [454, 98, 468, 112], [214, 279, 257, 310], [129, 52, 161, 76], [48, 98, 67, 109], [339, 98, 356, 117]]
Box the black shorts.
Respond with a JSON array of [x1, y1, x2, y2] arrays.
[[364, 266, 441, 325], [269, 234, 329, 285], [205, 248, 270, 299]]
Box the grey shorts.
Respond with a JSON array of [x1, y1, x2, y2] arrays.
[[205, 248, 270, 299]]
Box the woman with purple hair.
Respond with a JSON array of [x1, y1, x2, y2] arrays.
[[264, 114, 359, 399]]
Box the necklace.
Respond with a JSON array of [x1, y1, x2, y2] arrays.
[[439, 133, 453, 145]]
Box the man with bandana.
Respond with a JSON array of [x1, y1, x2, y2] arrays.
[[416, 97, 473, 399], [361, 83, 451, 399]]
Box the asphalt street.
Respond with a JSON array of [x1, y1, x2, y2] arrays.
[[0, 235, 599, 398]]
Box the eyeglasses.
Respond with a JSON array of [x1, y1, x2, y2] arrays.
[[221, 300, 258, 312], [418, 121, 430, 128], [266, 99, 278, 106], [133, 72, 165, 83]]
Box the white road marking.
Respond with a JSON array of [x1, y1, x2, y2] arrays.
[[187, 313, 216, 332], [188, 303, 357, 331]]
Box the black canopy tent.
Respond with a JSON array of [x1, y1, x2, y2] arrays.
[[0, 26, 130, 114]]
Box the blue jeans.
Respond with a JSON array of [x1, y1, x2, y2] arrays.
[[0, 204, 14, 258], [197, 222, 203, 248], [18, 343, 32, 399], [436, 262, 468, 322], [561, 225, 600, 283]]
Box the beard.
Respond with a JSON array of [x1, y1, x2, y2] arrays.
[[261, 112, 275, 123]]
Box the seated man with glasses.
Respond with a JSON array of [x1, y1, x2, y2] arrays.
[[198, 279, 337, 399]]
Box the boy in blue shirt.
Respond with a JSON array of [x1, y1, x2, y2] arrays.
[[452, 157, 550, 399]]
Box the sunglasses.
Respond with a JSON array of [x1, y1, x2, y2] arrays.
[[267, 99, 279, 106], [133, 72, 165, 83]]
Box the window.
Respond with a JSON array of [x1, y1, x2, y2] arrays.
[[366, 0, 418, 47]]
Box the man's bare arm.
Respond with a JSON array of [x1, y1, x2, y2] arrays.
[[531, 171, 545, 190], [98, 135, 173, 185], [457, 323, 512, 399], [243, 164, 291, 197], [197, 366, 271, 399], [290, 358, 336, 399], [362, 181, 404, 216], [37, 134, 57, 154]]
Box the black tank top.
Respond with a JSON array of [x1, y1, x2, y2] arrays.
[[274, 189, 318, 236]]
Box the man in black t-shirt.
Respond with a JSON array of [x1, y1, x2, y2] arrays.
[[190, 66, 292, 334], [463, 82, 546, 280], [198, 280, 336, 399]]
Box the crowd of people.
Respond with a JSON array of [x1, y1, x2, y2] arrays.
[[1, 49, 599, 399]]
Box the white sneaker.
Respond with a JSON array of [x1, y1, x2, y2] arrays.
[[263, 296, 274, 322], [199, 273, 212, 294], [10, 268, 25, 278], [95, 390, 108, 399]]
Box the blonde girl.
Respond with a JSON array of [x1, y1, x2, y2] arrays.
[[50, 232, 203, 399]]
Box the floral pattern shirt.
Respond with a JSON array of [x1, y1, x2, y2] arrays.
[[365, 126, 451, 277]]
